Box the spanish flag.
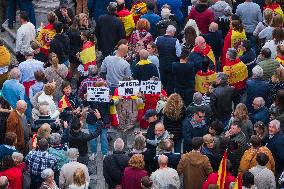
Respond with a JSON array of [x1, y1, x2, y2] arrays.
[[37, 24, 56, 56], [233, 173, 242, 189], [192, 44, 216, 69], [276, 56, 284, 66], [80, 41, 96, 72], [116, 8, 135, 37], [217, 151, 227, 189], [110, 88, 144, 127], [222, 29, 247, 69], [264, 3, 284, 20], [223, 59, 248, 90], [131, 1, 147, 23], [195, 70, 217, 94], [58, 95, 72, 109]]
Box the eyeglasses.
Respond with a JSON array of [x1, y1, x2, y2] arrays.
[[197, 114, 205, 119]]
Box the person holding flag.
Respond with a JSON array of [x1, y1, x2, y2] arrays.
[[276, 44, 284, 66], [58, 81, 82, 122], [116, 0, 135, 38], [264, 0, 284, 20]]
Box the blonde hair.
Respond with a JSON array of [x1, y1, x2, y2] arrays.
[[234, 103, 249, 122], [48, 52, 59, 69], [128, 154, 145, 169], [203, 134, 214, 144], [73, 168, 86, 186], [44, 82, 56, 95], [163, 93, 184, 121]]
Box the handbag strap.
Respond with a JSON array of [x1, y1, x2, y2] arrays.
[[54, 67, 66, 81]]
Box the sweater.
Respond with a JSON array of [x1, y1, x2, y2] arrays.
[[249, 165, 276, 189], [150, 168, 180, 188], [121, 167, 147, 189]]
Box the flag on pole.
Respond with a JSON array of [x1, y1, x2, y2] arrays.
[[58, 95, 72, 109], [217, 151, 227, 189]]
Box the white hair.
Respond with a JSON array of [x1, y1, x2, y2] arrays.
[[252, 65, 263, 78], [12, 152, 24, 163], [9, 68, 20, 80], [270, 119, 281, 130], [114, 138, 124, 151], [39, 104, 50, 115], [158, 154, 168, 165], [254, 97, 265, 107], [166, 25, 176, 34], [68, 148, 79, 161], [161, 7, 171, 19], [41, 168, 54, 180]]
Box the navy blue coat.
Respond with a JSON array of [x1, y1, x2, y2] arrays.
[[246, 78, 269, 113]]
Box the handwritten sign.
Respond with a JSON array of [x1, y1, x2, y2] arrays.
[[118, 80, 140, 96], [140, 80, 161, 94], [87, 87, 110, 102]]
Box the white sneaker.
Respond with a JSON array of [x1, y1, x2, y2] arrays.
[[89, 153, 97, 161]]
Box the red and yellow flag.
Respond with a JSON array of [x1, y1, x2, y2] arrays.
[[193, 44, 216, 69], [276, 56, 284, 66], [131, 1, 147, 23], [233, 173, 242, 189], [80, 41, 97, 71], [195, 70, 217, 94], [37, 24, 56, 56], [117, 8, 135, 37], [231, 29, 247, 56], [223, 59, 248, 86], [217, 151, 227, 189], [58, 95, 72, 109], [264, 3, 284, 20]]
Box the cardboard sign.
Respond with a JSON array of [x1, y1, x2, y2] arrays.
[[118, 80, 140, 96], [140, 80, 161, 94], [87, 87, 110, 102]]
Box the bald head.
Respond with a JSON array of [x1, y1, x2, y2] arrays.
[[117, 44, 129, 57], [139, 49, 149, 60], [10, 68, 20, 80], [158, 155, 168, 168], [16, 100, 27, 114], [195, 36, 206, 50], [0, 176, 8, 188], [209, 22, 218, 32]]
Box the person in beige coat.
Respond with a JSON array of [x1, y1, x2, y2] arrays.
[[177, 137, 213, 189]]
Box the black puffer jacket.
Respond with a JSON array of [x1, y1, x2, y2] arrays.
[[49, 33, 70, 64], [162, 109, 185, 140], [103, 151, 130, 189]]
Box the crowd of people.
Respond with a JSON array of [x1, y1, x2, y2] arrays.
[[0, 0, 284, 188]]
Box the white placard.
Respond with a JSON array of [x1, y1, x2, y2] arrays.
[[87, 87, 110, 102], [140, 80, 161, 94], [118, 80, 140, 96]]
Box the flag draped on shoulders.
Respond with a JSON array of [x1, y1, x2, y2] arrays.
[[37, 24, 56, 56], [195, 70, 217, 94], [222, 29, 247, 69], [110, 88, 144, 127], [276, 56, 284, 66], [264, 3, 284, 20], [223, 58, 248, 90], [58, 95, 72, 109], [116, 8, 135, 38], [217, 151, 227, 189], [193, 44, 216, 68], [80, 41, 97, 72], [131, 1, 147, 23]]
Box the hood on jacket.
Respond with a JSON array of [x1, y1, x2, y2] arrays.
[[187, 151, 208, 166], [195, 4, 209, 13], [211, 1, 228, 12]]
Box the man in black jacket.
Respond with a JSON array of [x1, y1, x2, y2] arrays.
[[95, 2, 126, 58], [103, 138, 130, 189], [49, 21, 70, 66], [62, 109, 102, 165]]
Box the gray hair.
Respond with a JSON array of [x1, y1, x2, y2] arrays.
[[166, 25, 176, 34], [252, 65, 263, 78], [114, 138, 124, 151], [68, 148, 79, 161], [9, 68, 20, 80], [270, 119, 281, 130], [193, 92, 203, 105], [139, 49, 149, 60], [49, 133, 61, 145], [158, 154, 168, 164], [41, 168, 54, 180], [39, 104, 50, 115], [161, 7, 171, 19], [88, 65, 98, 77], [12, 152, 24, 163], [254, 97, 265, 107]]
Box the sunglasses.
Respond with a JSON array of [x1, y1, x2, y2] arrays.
[[197, 114, 205, 119]]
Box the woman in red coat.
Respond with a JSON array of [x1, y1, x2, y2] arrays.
[[121, 154, 148, 189], [0, 155, 23, 189]]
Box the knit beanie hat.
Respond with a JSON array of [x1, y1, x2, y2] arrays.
[[227, 48, 237, 60]]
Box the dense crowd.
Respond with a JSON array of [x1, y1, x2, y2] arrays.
[[0, 0, 284, 188]]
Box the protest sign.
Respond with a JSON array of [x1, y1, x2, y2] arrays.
[[87, 87, 110, 102], [118, 80, 140, 96], [140, 80, 161, 94]]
